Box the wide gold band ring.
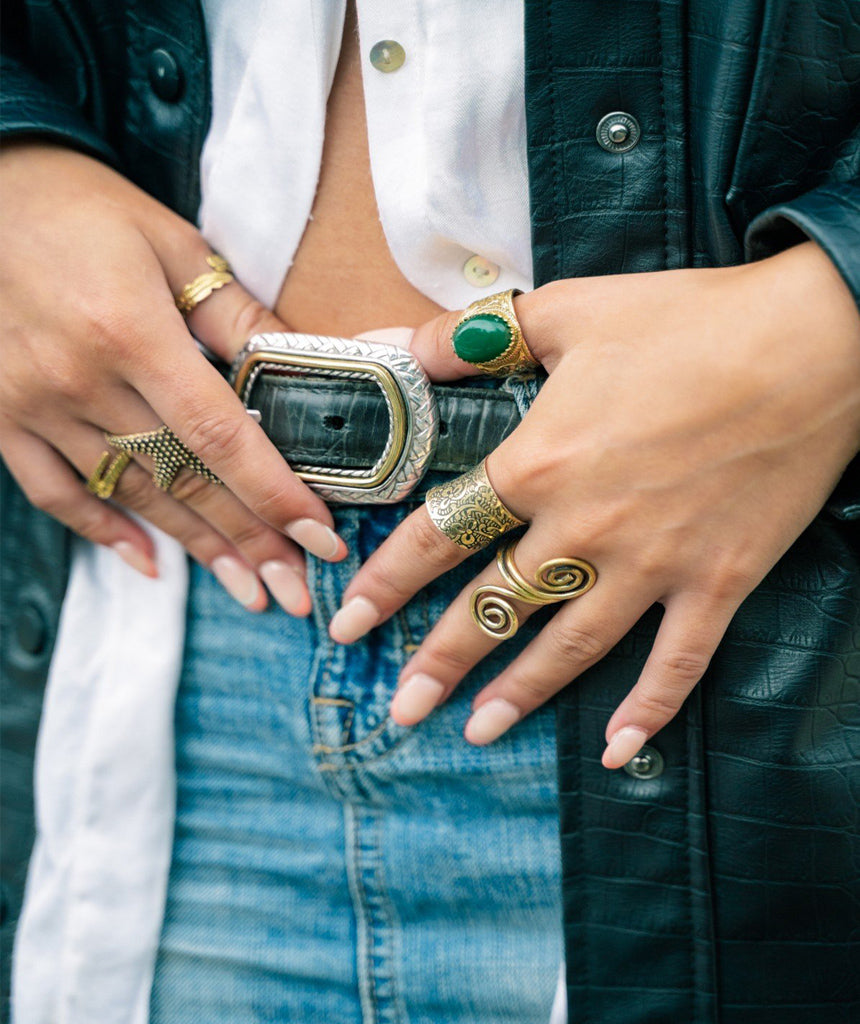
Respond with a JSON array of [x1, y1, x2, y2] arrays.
[[425, 459, 525, 551], [450, 289, 538, 376], [175, 254, 235, 315], [470, 538, 597, 640], [106, 424, 221, 492]]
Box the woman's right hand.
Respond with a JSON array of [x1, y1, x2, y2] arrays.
[[0, 142, 347, 615]]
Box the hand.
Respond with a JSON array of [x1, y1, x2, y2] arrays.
[[0, 143, 347, 615], [330, 242, 860, 767]]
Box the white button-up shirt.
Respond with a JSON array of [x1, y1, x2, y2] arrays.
[[13, 3, 569, 1021]]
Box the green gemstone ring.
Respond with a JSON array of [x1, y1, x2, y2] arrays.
[[451, 289, 538, 376]]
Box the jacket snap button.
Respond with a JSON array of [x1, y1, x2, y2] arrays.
[[623, 744, 664, 780], [14, 601, 49, 656], [596, 112, 641, 154], [147, 48, 183, 102]]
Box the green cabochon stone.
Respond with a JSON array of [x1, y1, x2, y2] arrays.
[[452, 314, 512, 364]]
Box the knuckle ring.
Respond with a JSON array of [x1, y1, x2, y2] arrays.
[[470, 537, 597, 640], [85, 450, 132, 499], [425, 458, 525, 551], [105, 425, 221, 492], [451, 288, 538, 376], [174, 254, 235, 315]]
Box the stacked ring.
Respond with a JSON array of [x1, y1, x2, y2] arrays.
[[175, 254, 235, 315], [451, 289, 538, 376]]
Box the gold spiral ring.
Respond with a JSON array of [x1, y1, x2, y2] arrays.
[[470, 538, 597, 640]]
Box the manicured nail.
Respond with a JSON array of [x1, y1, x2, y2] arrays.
[[391, 673, 446, 725], [285, 518, 341, 560], [259, 560, 309, 616], [329, 596, 379, 644], [602, 726, 649, 769], [112, 541, 158, 578], [464, 698, 522, 745], [211, 555, 262, 608]]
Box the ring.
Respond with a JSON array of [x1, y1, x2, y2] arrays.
[[175, 254, 235, 315], [86, 450, 132, 499], [470, 538, 597, 640], [425, 459, 526, 551], [451, 289, 538, 376], [105, 425, 221, 491]]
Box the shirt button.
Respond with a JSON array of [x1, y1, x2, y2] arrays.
[[463, 255, 500, 288], [596, 111, 641, 153], [147, 48, 184, 102], [369, 40, 406, 73], [623, 744, 665, 780], [14, 601, 49, 657]]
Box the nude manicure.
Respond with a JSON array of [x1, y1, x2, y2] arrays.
[[391, 673, 446, 726], [285, 518, 341, 560], [329, 595, 380, 644], [112, 541, 158, 579], [465, 698, 522, 745], [602, 726, 649, 769], [211, 555, 262, 608], [259, 560, 309, 616]]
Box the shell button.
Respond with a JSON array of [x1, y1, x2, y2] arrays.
[[623, 744, 665, 780], [596, 112, 641, 154], [463, 255, 500, 288], [369, 40, 406, 73], [148, 48, 184, 102]]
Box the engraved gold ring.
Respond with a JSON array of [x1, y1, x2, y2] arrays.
[[175, 254, 235, 315], [425, 458, 525, 551]]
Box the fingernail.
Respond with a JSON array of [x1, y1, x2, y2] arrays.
[[602, 726, 649, 769], [329, 595, 379, 644], [285, 518, 341, 560], [211, 555, 262, 608], [464, 698, 522, 745], [259, 560, 309, 616], [112, 541, 158, 578], [391, 673, 446, 726]]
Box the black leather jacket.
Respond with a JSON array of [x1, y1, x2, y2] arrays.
[[2, 1, 858, 1021]]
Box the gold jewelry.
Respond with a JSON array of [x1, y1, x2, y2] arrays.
[[105, 425, 221, 491], [175, 254, 234, 315], [425, 459, 525, 551], [450, 289, 538, 376], [86, 450, 132, 499], [470, 538, 597, 640]]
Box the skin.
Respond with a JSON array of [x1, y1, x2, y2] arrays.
[[2, 11, 859, 767]]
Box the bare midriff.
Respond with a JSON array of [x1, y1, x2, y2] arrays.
[[274, 3, 443, 337]]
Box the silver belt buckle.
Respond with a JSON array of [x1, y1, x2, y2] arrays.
[[230, 333, 439, 503]]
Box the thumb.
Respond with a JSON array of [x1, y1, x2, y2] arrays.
[[407, 290, 551, 383]]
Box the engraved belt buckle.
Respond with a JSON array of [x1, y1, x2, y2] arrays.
[[230, 333, 439, 504]]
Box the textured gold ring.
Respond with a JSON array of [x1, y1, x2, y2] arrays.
[[425, 459, 525, 551], [450, 289, 538, 376], [175, 254, 234, 315], [86, 450, 132, 499], [470, 538, 597, 640], [106, 424, 221, 491]]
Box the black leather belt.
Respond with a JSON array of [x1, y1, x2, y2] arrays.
[[229, 332, 523, 503]]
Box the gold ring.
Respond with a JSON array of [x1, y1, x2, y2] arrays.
[[425, 459, 525, 551], [450, 289, 538, 376], [106, 424, 221, 491], [175, 254, 235, 315], [86, 450, 132, 499], [470, 538, 597, 640]]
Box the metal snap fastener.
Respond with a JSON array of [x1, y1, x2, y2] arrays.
[[369, 40, 406, 73], [14, 601, 49, 656], [147, 48, 183, 102], [596, 112, 641, 154], [623, 744, 664, 780], [463, 255, 500, 288]]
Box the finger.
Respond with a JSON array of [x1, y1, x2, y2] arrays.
[[406, 287, 560, 382], [1, 425, 157, 577], [462, 580, 655, 745], [121, 309, 348, 561], [600, 593, 736, 769], [387, 527, 598, 727]]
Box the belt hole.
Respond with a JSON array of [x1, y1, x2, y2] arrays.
[[439, 420, 448, 435], [324, 415, 345, 430]]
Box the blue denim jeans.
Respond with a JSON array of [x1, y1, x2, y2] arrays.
[[149, 504, 562, 1023]]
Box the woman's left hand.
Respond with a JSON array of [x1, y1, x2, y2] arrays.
[[331, 242, 860, 767]]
